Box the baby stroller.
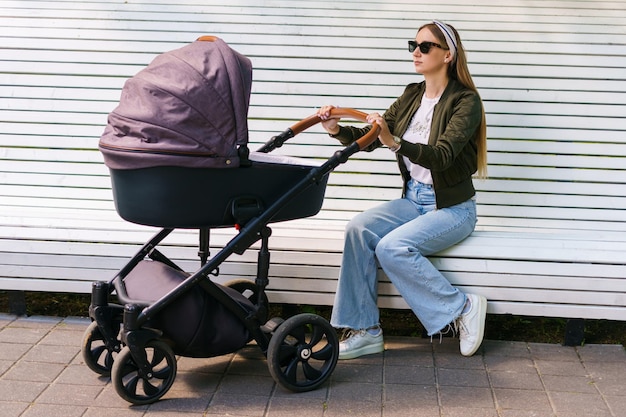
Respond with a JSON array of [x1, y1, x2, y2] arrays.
[[81, 36, 379, 405]]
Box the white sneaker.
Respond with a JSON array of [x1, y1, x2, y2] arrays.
[[455, 294, 487, 356], [338, 328, 384, 360]]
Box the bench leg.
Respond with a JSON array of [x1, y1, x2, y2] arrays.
[[563, 318, 585, 346], [8, 290, 27, 316]]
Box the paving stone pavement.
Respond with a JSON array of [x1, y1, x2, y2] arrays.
[[1, 313, 625, 417]]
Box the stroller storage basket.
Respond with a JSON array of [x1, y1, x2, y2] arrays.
[[110, 160, 328, 228], [124, 259, 253, 358]]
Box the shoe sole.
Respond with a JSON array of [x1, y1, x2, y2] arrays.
[[461, 295, 487, 357], [338, 341, 384, 360]]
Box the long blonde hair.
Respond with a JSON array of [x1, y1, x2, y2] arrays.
[[423, 22, 488, 178]]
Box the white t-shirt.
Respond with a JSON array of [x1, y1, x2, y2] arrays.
[[401, 95, 440, 184]]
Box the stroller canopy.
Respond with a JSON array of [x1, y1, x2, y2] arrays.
[[99, 37, 252, 169]]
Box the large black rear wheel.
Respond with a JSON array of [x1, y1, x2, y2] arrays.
[[267, 313, 338, 392], [224, 278, 269, 323]]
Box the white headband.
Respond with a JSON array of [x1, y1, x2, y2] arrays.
[[433, 20, 457, 63]]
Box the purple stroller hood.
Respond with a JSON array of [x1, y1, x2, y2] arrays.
[[99, 37, 252, 169]]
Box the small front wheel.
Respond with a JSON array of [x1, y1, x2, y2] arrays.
[[267, 313, 338, 392], [111, 340, 177, 405], [81, 321, 121, 376]]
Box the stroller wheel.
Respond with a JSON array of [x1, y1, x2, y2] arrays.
[[111, 340, 177, 405], [267, 313, 339, 392], [81, 321, 121, 376], [224, 278, 269, 322]]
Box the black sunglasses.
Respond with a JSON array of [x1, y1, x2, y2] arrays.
[[408, 40, 446, 54]]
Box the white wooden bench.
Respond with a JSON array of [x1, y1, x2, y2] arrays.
[[1, 1, 625, 330]]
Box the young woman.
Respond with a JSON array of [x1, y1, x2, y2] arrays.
[[318, 21, 488, 358]]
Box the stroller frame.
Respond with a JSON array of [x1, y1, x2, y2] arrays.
[[83, 109, 380, 404]]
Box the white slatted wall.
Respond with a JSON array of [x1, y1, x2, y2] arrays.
[[1, 0, 625, 319]]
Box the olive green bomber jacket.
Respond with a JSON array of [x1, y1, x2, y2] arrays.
[[331, 79, 483, 209]]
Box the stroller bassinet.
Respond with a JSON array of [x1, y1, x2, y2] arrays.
[[100, 36, 327, 228], [109, 156, 327, 228], [84, 36, 379, 405]]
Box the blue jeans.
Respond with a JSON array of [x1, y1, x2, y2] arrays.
[[330, 179, 477, 336]]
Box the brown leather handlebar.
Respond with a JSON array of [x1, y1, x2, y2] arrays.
[[289, 108, 381, 151]]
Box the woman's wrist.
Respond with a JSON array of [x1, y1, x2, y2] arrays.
[[379, 133, 395, 148], [388, 136, 402, 153], [328, 126, 341, 137]]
